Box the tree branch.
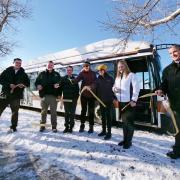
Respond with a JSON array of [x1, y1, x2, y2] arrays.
[[139, 8, 180, 28]]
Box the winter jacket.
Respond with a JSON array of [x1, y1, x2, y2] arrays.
[[160, 62, 180, 111], [75, 70, 97, 98], [35, 69, 61, 97], [96, 73, 114, 103], [60, 75, 79, 100], [0, 66, 30, 99]]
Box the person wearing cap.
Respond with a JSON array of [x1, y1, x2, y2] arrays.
[[0, 58, 30, 132], [74, 60, 97, 133], [35, 61, 61, 133], [113, 60, 140, 149], [96, 64, 114, 140]]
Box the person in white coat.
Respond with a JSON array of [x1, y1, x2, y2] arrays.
[[113, 60, 140, 149]]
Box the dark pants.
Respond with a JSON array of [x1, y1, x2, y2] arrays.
[[0, 98, 20, 129], [64, 98, 77, 129], [173, 110, 180, 154], [100, 102, 113, 135], [80, 96, 95, 126], [119, 102, 135, 144]]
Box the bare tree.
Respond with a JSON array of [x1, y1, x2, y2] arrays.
[[104, 0, 180, 43], [0, 0, 31, 56]]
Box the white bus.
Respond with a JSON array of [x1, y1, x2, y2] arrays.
[[21, 38, 170, 131]]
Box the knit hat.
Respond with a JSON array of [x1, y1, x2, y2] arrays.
[[96, 64, 107, 71]]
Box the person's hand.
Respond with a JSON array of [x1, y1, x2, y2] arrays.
[[54, 83, 60, 88], [17, 84, 25, 88], [155, 90, 164, 96], [10, 84, 16, 89], [130, 101, 136, 107], [84, 86, 91, 90], [113, 87, 120, 93], [37, 85, 43, 91]]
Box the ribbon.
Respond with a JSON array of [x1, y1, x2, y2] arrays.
[[120, 92, 179, 136]]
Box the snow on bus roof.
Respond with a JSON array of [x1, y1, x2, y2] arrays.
[[24, 38, 153, 71]]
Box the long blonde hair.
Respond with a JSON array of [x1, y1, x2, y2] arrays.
[[116, 60, 131, 78]]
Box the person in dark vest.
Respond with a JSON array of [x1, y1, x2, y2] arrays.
[[156, 44, 180, 159], [74, 60, 97, 133], [113, 60, 140, 149], [35, 61, 61, 133], [59, 66, 79, 133], [96, 64, 114, 140], [0, 58, 30, 132]]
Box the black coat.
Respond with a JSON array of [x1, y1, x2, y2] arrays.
[[35, 69, 61, 97], [0, 66, 30, 99], [160, 62, 180, 111], [96, 73, 114, 103], [60, 75, 79, 100]]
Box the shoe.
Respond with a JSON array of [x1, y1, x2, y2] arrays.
[[88, 125, 94, 133], [104, 134, 111, 140], [123, 142, 132, 149], [39, 126, 45, 132], [118, 141, 124, 146], [98, 131, 106, 136], [166, 151, 180, 159], [52, 129, 57, 133], [68, 128, 73, 133], [9, 126, 17, 132], [7, 127, 17, 133], [79, 124, 85, 133], [63, 127, 69, 133], [88, 128, 94, 133]]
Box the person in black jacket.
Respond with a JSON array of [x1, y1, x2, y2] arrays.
[[74, 61, 97, 133], [60, 66, 79, 133], [0, 58, 30, 132], [156, 44, 180, 159], [96, 64, 114, 140], [35, 61, 61, 133]]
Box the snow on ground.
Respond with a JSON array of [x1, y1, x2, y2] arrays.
[[0, 108, 180, 180]]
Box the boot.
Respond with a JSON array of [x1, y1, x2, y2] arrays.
[[68, 127, 73, 133], [167, 151, 180, 159], [118, 141, 124, 146], [123, 128, 134, 149], [39, 126, 45, 132], [63, 127, 69, 133], [123, 141, 132, 149], [98, 131, 106, 136], [104, 133, 111, 140], [79, 124, 85, 132], [88, 125, 94, 133]]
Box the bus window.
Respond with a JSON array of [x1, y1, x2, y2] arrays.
[[28, 72, 38, 91], [73, 65, 82, 77]]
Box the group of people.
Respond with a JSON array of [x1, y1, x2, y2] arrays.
[[0, 45, 180, 159]]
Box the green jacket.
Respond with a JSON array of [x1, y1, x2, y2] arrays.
[[60, 75, 79, 100], [35, 69, 61, 97], [0, 66, 30, 99]]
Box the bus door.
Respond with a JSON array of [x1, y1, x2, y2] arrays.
[[127, 55, 160, 127]]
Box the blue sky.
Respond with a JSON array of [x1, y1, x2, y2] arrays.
[[1, 0, 179, 69]]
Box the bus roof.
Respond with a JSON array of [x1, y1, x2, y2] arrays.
[[24, 38, 154, 72]]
